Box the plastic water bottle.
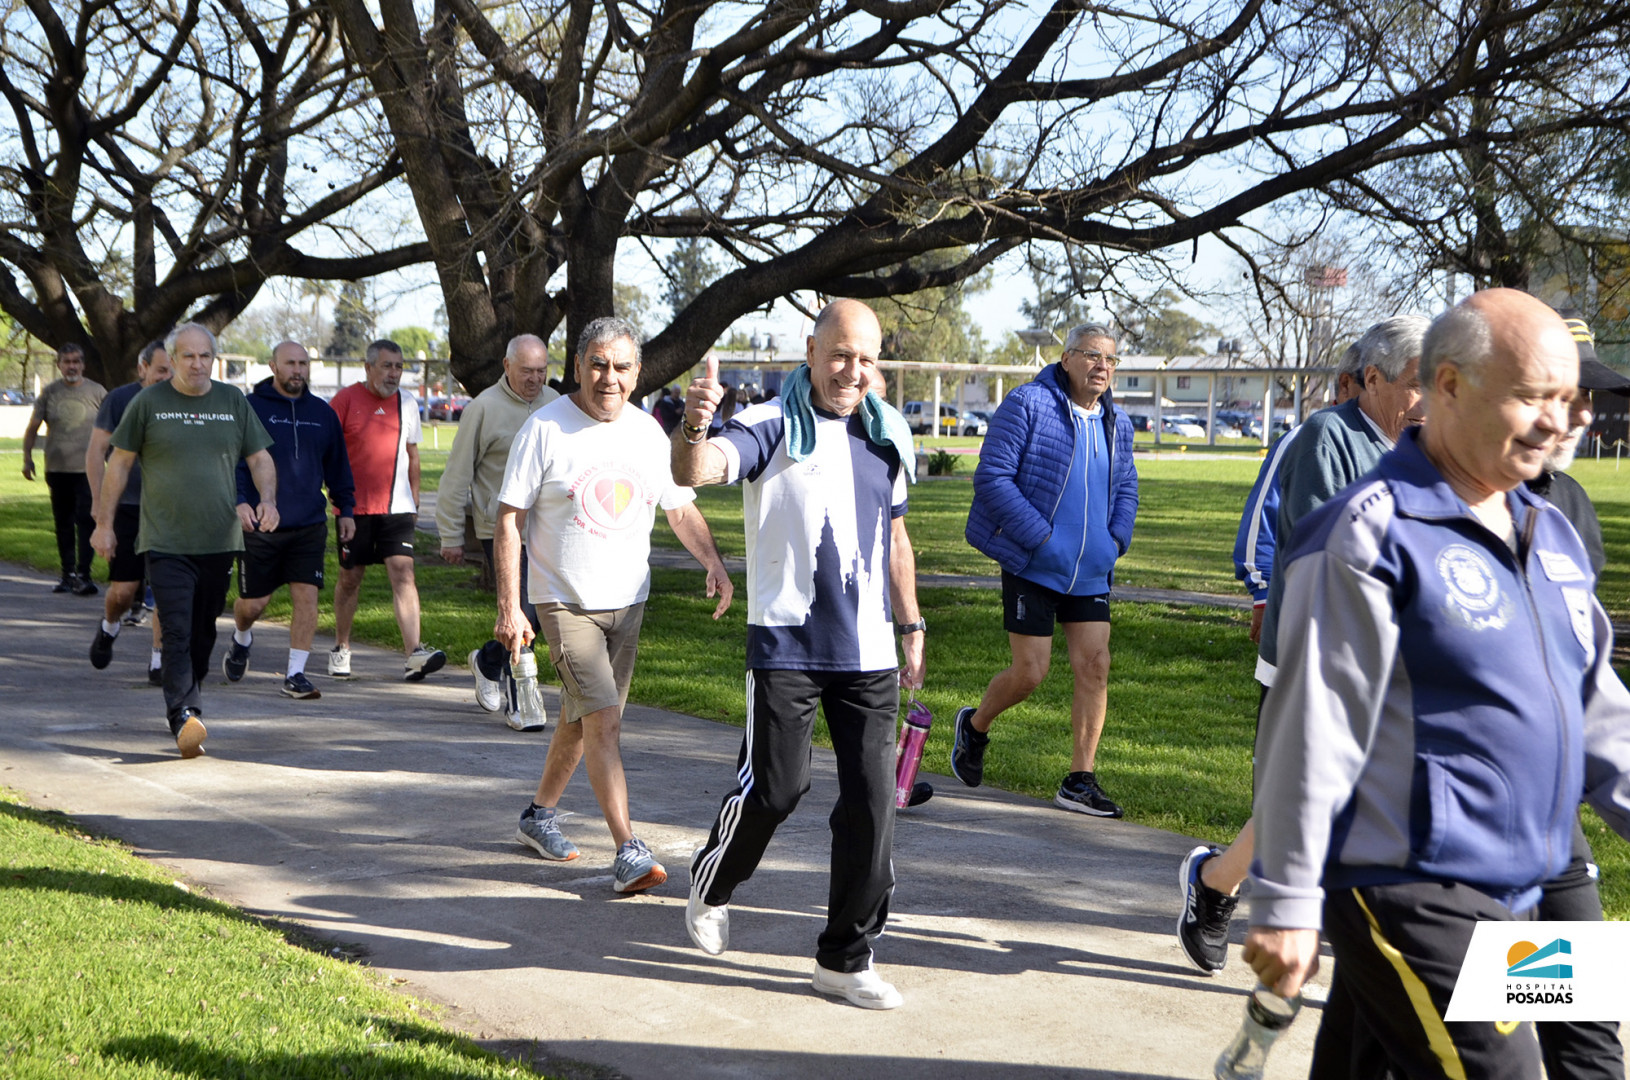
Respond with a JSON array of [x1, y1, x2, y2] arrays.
[[1215, 984, 1303, 1079], [894, 696, 932, 808], [510, 648, 548, 730]]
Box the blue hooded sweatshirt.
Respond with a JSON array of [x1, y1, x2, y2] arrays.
[[236, 377, 355, 529]]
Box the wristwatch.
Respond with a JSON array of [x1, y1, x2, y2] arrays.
[[895, 618, 926, 636]]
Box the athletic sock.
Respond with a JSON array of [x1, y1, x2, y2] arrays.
[[150, 648, 162, 669], [287, 649, 309, 677], [101, 619, 121, 637], [233, 628, 253, 647]]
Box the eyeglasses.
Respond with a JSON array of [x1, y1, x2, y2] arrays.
[[1064, 348, 1120, 369]]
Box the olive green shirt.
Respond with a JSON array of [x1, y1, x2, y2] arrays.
[[30, 377, 107, 473], [110, 381, 273, 554]]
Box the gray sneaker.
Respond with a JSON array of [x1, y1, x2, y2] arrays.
[[613, 837, 667, 894], [516, 806, 578, 862]]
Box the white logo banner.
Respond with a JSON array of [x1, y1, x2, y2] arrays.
[[1446, 921, 1630, 1021]]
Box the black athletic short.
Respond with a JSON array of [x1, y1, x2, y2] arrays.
[[239, 520, 328, 598], [109, 503, 146, 583], [1002, 570, 1110, 635], [338, 512, 417, 569]]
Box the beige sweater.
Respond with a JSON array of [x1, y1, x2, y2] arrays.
[[435, 376, 558, 545]]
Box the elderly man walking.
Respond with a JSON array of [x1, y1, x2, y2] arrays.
[[953, 322, 1140, 818], [25, 343, 107, 595], [438, 334, 560, 729], [86, 341, 172, 681], [494, 316, 732, 893], [1245, 289, 1630, 1079], [329, 339, 444, 680], [674, 298, 926, 1010], [92, 323, 279, 758], [221, 341, 356, 700], [1177, 314, 1429, 975]]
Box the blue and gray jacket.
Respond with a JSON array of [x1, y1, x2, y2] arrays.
[[965, 362, 1138, 589], [236, 377, 356, 529], [1233, 427, 1299, 604], [1249, 428, 1630, 929]]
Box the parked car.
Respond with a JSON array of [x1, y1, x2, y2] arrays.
[[1128, 413, 1152, 432], [902, 401, 984, 436], [0, 388, 29, 406], [427, 395, 470, 422], [1161, 416, 1205, 438]]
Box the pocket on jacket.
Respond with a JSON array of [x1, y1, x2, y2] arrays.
[[1414, 750, 1516, 872]]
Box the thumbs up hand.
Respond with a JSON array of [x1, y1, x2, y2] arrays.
[[684, 354, 723, 433]]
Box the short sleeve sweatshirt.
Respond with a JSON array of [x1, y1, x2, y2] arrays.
[[497, 396, 695, 609], [713, 402, 908, 673]]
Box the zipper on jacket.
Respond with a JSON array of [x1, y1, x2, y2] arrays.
[[1067, 408, 1094, 592]]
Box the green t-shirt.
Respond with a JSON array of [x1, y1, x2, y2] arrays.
[[31, 377, 106, 472], [110, 381, 273, 555]]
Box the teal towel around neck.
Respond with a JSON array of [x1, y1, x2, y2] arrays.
[[780, 364, 916, 482]]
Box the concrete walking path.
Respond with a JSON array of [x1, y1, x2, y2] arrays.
[[1, 560, 1315, 1079]]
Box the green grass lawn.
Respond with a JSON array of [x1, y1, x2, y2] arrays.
[[0, 789, 552, 1079], [4, 443, 1628, 919]]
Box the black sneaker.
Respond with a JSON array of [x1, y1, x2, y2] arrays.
[[1054, 772, 1123, 818], [122, 602, 148, 627], [950, 706, 988, 787], [90, 625, 117, 669], [281, 672, 321, 700], [222, 637, 251, 682], [53, 574, 74, 594], [73, 575, 98, 597], [148, 664, 163, 687], [1177, 845, 1238, 974]]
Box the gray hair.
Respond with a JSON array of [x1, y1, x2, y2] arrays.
[[136, 340, 166, 367], [165, 322, 217, 356], [1352, 315, 1429, 383], [1063, 323, 1118, 353], [57, 342, 85, 361], [575, 317, 640, 365], [505, 333, 547, 362], [1336, 342, 1365, 380], [365, 339, 403, 365], [1420, 304, 1494, 389]]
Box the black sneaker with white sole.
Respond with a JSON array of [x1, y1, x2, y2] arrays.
[[281, 672, 322, 699], [222, 636, 251, 682], [950, 706, 988, 787], [1054, 771, 1124, 818], [1177, 845, 1238, 973]]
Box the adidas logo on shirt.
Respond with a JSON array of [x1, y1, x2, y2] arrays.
[[375, 406, 386, 415]]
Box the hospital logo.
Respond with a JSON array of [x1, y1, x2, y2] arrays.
[[1506, 939, 1574, 1005], [579, 469, 642, 531], [1436, 544, 1511, 631]]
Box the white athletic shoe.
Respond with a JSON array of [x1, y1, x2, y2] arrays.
[[327, 644, 351, 677], [685, 891, 730, 956], [404, 645, 446, 682], [469, 649, 502, 712], [811, 958, 903, 1010]]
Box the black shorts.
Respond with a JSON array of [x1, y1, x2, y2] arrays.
[[1002, 570, 1110, 635], [339, 512, 417, 569], [109, 503, 146, 583], [239, 521, 328, 598]]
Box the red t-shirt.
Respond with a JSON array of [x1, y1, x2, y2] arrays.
[[330, 383, 421, 515]]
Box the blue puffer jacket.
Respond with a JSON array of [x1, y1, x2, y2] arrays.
[[966, 363, 1139, 576]]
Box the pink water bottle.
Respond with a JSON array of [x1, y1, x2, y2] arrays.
[[894, 695, 933, 808]]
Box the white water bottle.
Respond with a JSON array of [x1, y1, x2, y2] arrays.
[[510, 648, 548, 731], [1215, 984, 1303, 1080]]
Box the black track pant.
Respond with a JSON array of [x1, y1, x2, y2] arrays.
[[1535, 820, 1623, 1080], [148, 552, 233, 734], [45, 471, 93, 578], [1313, 881, 1541, 1080], [690, 667, 898, 974]]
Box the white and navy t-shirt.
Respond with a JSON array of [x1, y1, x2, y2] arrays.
[[498, 395, 695, 609], [715, 402, 908, 673]]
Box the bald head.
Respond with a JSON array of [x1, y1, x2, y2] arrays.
[[504, 333, 551, 402], [806, 300, 883, 416], [1419, 288, 1577, 501]]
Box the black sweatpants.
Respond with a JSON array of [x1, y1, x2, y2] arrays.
[[1313, 881, 1541, 1080], [690, 667, 899, 974], [148, 551, 234, 734], [1535, 820, 1623, 1080], [45, 471, 93, 578]]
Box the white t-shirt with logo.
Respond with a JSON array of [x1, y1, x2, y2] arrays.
[[497, 395, 695, 609]]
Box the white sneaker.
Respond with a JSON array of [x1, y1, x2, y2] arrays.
[[327, 644, 351, 677], [685, 891, 730, 955], [811, 959, 903, 1010], [469, 649, 502, 712]]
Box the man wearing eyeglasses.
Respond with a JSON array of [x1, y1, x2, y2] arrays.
[[956, 323, 1140, 817]]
